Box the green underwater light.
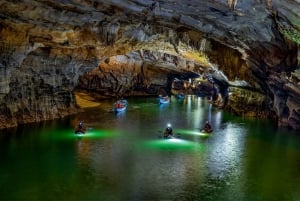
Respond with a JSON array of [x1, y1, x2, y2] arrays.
[[48, 128, 118, 141], [140, 138, 202, 151], [176, 129, 211, 137], [73, 129, 118, 139]]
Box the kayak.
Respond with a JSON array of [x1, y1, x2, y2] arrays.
[[159, 97, 170, 104], [198, 129, 213, 136], [115, 106, 126, 112], [114, 99, 128, 112], [200, 128, 213, 133], [74, 128, 86, 134], [162, 132, 180, 139]]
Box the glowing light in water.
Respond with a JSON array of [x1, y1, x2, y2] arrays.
[[168, 138, 182, 143], [48, 128, 118, 140], [140, 138, 202, 151], [176, 129, 211, 137]]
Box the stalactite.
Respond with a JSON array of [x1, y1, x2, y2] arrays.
[[99, 21, 120, 45]]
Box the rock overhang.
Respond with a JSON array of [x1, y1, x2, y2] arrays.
[[0, 0, 300, 129]]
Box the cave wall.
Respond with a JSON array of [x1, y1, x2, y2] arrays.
[[0, 0, 300, 129], [0, 43, 99, 128], [0, 18, 200, 128], [205, 36, 299, 129], [77, 50, 201, 97], [206, 40, 249, 82]]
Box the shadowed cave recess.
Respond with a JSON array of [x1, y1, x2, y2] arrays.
[[0, 0, 299, 129]]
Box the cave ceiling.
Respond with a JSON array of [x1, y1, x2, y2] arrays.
[[1, 0, 299, 70]]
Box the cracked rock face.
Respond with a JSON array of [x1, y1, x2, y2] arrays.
[[77, 50, 200, 97], [0, 0, 299, 129]]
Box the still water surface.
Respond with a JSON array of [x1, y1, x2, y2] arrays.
[[1, 96, 300, 201]]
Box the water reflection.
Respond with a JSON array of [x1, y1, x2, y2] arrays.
[[206, 123, 246, 178], [115, 110, 126, 119], [1, 96, 300, 201]]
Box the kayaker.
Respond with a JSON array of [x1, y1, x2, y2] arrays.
[[203, 120, 213, 133], [75, 121, 85, 134], [164, 124, 173, 138], [78, 121, 83, 130]]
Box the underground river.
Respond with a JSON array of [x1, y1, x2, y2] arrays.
[[1, 95, 300, 201]]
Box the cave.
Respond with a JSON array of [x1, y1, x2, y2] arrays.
[[1, 0, 299, 130], [2, 1, 300, 200]]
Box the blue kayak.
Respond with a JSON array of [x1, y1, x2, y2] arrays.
[[159, 96, 170, 104], [114, 99, 128, 112]]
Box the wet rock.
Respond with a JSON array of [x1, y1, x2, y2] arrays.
[[227, 87, 276, 118], [77, 51, 200, 97], [0, 0, 300, 129]]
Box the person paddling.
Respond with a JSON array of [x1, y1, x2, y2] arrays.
[[75, 121, 86, 134], [203, 120, 213, 133], [163, 124, 174, 138]]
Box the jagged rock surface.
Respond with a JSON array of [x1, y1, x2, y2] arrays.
[[77, 50, 200, 97], [0, 0, 299, 129]]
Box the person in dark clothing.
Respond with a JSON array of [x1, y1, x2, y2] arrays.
[[75, 121, 86, 134], [78, 121, 83, 129], [163, 124, 174, 138], [203, 121, 213, 133]]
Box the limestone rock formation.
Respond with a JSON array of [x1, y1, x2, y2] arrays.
[[0, 0, 299, 129], [77, 50, 200, 97]]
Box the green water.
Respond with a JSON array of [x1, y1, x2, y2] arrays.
[[1, 95, 300, 201]]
